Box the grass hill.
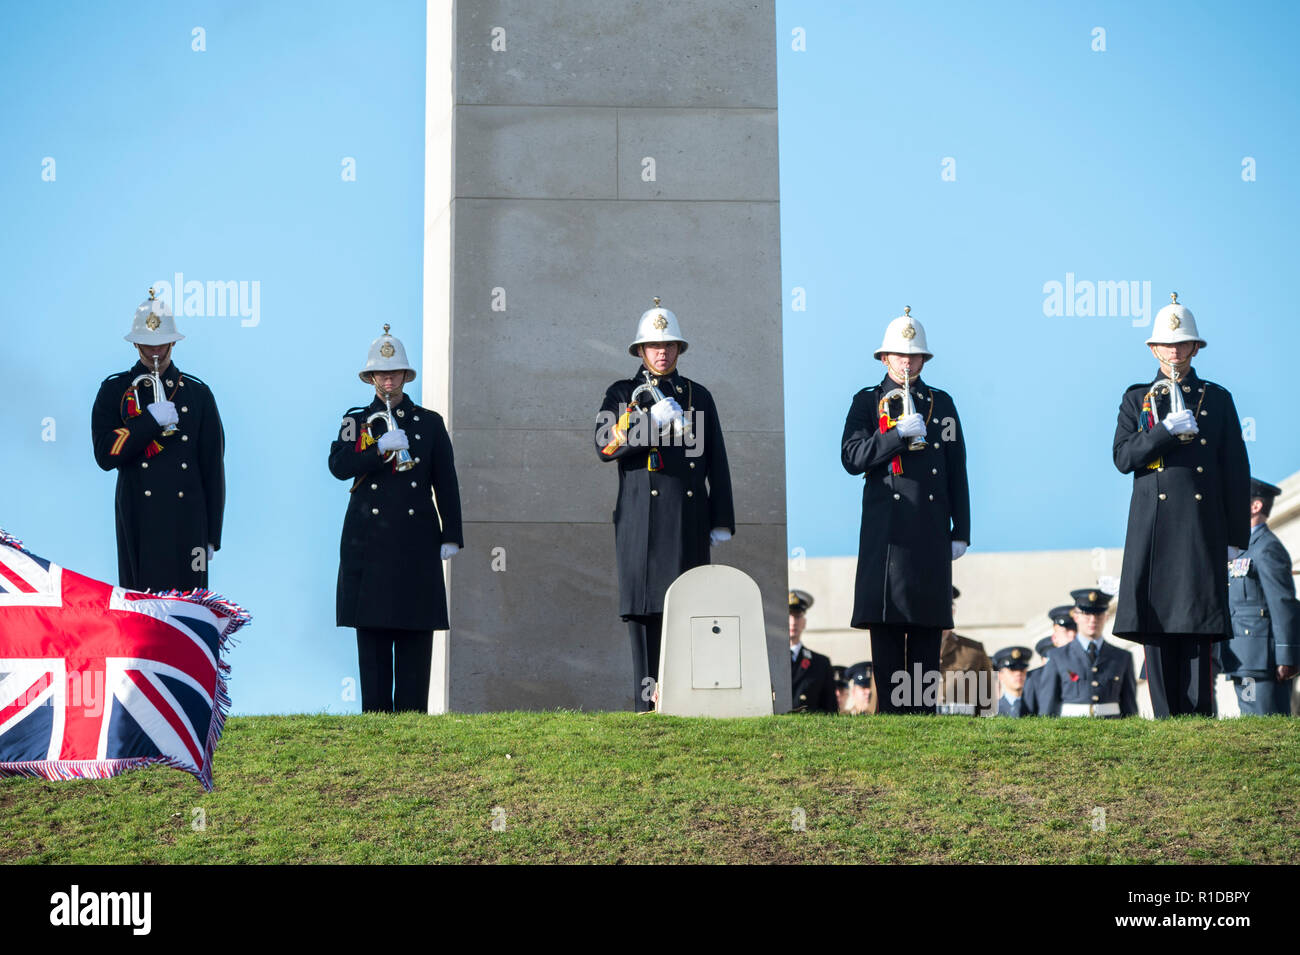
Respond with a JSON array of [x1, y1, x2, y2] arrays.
[[2, 713, 1296, 864]]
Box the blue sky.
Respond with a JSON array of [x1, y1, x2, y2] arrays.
[[2, 2, 1297, 713]]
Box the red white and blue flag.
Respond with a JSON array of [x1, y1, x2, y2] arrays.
[[0, 529, 250, 791]]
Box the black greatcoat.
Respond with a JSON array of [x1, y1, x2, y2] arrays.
[[91, 362, 225, 592], [790, 646, 838, 713], [840, 375, 970, 630], [1112, 368, 1250, 640], [595, 366, 735, 618], [329, 394, 463, 631]]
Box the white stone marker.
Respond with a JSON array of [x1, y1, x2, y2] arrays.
[[656, 565, 774, 718]]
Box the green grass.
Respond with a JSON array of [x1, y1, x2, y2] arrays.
[[2, 713, 1296, 864]]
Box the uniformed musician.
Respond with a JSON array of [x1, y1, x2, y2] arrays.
[[92, 289, 225, 592], [329, 325, 463, 713], [788, 589, 837, 714], [992, 646, 1032, 717], [841, 308, 971, 714], [1216, 478, 1299, 715], [595, 299, 735, 712], [1022, 607, 1075, 715], [1038, 589, 1138, 718], [1112, 294, 1251, 716]]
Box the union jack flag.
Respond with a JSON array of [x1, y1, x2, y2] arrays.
[[0, 529, 250, 791]]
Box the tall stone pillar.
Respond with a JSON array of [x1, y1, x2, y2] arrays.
[[423, 0, 786, 711]]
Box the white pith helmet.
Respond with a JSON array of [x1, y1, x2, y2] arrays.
[[1147, 292, 1207, 348], [628, 297, 689, 357], [358, 324, 416, 383], [124, 288, 185, 345], [873, 306, 933, 360]]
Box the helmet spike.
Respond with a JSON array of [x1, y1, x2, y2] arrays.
[[653, 296, 661, 308], [1170, 292, 1178, 304], [903, 305, 911, 316], [383, 323, 391, 335]]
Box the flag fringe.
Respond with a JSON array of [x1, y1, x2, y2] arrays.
[[0, 529, 250, 792]]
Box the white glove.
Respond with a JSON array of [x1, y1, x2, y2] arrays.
[[896, 413, 926, 439], [206, 544, 215, 563], [710, 528, 732, 547], [1228, 545, 1243, 560], [951, 540, 968, 560], [148, 401, 179, 428], [649, 397, 684, 428], [440, 543, 459, 560], [1162, 409, 1198, 436], [377, 429, 409, 453]]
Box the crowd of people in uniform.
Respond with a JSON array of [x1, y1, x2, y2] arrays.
[[93, 288, 1297, 718]]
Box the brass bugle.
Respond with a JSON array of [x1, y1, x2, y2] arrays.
[[1146, 363, 1195, 444], [131, 355, 177, 436], [366, 392, 415, 471], [879, 367, 926, 451], [631, 369, 693, 441]]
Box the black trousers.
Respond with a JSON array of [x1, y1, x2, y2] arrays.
[[870, 625, 942, 714], [356, 627, 433, 713], [626, 615, 663, 712], [1143, 636, 1214, 717]]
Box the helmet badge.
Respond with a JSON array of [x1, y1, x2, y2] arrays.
[[901, 305, 916, 339], [653, 315, 668, 331], [1168, 314, 1181, 330], [380, 322, 396, 358], [144, 286, 161, 330]]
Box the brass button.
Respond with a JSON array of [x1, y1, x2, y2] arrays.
[[651, 489, 659, 497], [177, 491, 184, 498], [1200, 410, 1207, 416], [371, 508, 379, 515], [1158, 493, 1166, 500], [1092, 696, 1100, 702], [1157, 466, 1164, 472], [165, 379, 174, 388], [932, 418, 938, 424], [1200, 438, 1207, 445], [686, 490, 693, 498], [414, 457, 420, 463], [931, 468, 938, 475], [932, 442, 939, 449], [1195, 493, 1203, 501], [1182, 384, 1191, 393], [676, 386, 683, 394], [1196, 466, 1204, 473], [1092, 667, 1099, 673], [928, 494, 934, 501], [411, 481, 417, 488], [181, 435, 188, 442], [1092, 680, 1099, 686], [893, 493, 901, 500], [141, 462, 148, 469], [414, 415, 420, 422], [370, 483, 378, 490], [408, 509, 415, 516], [689, 462, 695, 469], [181, 462, 187, 470], [181, 406, 188, 413], [396, 409, 405, 418], [1244, 629, 1250, 635], [144, 490, 151, 497]]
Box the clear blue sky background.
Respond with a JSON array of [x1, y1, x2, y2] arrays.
[[2, 2, 1296, 714]]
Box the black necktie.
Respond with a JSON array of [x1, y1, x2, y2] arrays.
[[1088, 643, 1098, 666]]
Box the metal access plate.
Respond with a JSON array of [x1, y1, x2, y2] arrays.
[[690, 615, 741, 689]]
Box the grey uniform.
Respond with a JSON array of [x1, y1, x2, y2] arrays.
[[1218, 524, 1299, 714]]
